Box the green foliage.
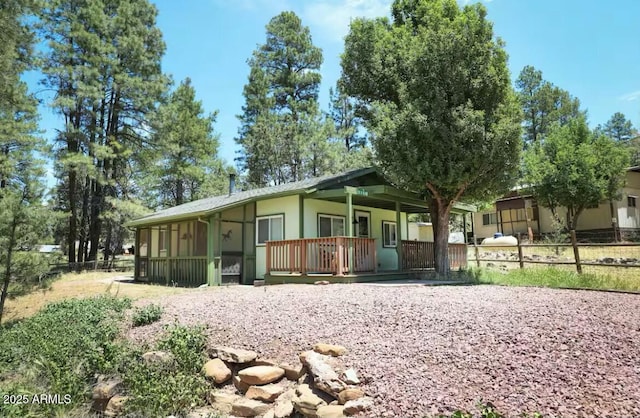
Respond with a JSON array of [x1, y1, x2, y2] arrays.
[[431, 401, 542, 418], [340, 0, 522, 274], [523, 117, 630, 230], [120, 325, 209, 416], [131, 303, 163, 327], [515, 65, 583, 146], [474, 266, 639, 292], [0, 296, 132, 417], [236, 11, 334, 186], [602, 112, 635, 142]]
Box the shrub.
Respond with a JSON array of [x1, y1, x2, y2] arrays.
[[131, 303, 163, 327], [120, 324, 209, 416], [0, 296, 132, 418]]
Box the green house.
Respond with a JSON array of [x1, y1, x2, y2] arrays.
[[127, 167, 473, 286]]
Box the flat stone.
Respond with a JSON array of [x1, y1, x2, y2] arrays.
[[343, 397, 373, 415], [141, 350, 175, 368], [233, 375, 250, 393], [208, 391, 241, 414], [104, 395, 128, 417], [314, 280, 330, 285], [245, 383, 286, 403], [341, 368, 360, 385], [92, 376, 123, 400], [238, 366, 285, 385], [252, 358, 279, 367], [231, 398, 271, 417], [203, 358, 232, 384], [263, 409, 275, 418], [209, 346, 258, 364], [274, 399, 294, 418], [293, 385, 327, 417], [312, 343, 347, 357], [281, 362, 305, 381], [299, 351, 346, 397], [337, 388, 364, 405], [316, 404, 347, 418]]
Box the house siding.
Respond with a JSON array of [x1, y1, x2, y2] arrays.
[[255, 195, 300, 278]]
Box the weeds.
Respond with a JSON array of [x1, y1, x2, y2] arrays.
[[131, 303, 163, 327]]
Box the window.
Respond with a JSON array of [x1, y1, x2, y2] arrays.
[[318, 215, 345, 237], [482, 213, 497, 225], [256, 215, 283, 245], [158, 226, 167, 252], [629, 196, 638, 208], [383, 221, 397, 247]]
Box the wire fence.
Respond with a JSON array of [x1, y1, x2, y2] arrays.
[[469, 231, 640, 279], [48, 258, 134, 275]]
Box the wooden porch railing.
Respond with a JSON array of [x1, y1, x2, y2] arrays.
[[401, 241, 467, 270], [147, 256, 208, 287], [266, 237, 377, 275]]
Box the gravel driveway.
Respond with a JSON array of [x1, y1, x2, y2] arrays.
[[128, 284, 640, 418]]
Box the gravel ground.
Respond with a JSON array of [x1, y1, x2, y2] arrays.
[[128, 284, 640, 418]]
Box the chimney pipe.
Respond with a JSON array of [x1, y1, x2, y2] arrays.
[[229, 173, 236, 195]]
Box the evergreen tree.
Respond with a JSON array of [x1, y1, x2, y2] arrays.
[[0, 0, 49, 323], [236, 11, 326, 186], [603, 112, 635, 142], [39, 0, 169, 262]]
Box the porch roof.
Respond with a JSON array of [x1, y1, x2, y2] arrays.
[[127, 167, 475, 227]]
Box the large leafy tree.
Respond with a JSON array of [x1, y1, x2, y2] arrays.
[[40, 0, 168, 262], [236, 11, 326, 186], [140, 78, 227, 208], [0, 0, 49, 323], [524, 117, 630, 232], [515, 65, 582, 146], [341, 0, 522, 275]]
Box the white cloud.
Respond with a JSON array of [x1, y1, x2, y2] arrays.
[[620, 90, 640, 102], [302, 0, 392, 42]]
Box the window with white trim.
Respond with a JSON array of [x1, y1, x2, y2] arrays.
[[256, 215, 283, 245], [383, 221, 397, 248], [318, 214, 345, 237], [482, 213, 497, 225]]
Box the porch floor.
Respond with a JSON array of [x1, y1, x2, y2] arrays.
[[263, 269, 472, 285]]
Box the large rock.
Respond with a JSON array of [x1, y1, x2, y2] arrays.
[[104, 395, 128, 417], [92, 376, 122, 400], [251, 358, 279, 367], [245, 383, 286, 403], [233, 375, 250, 393], [316, 405, 347, 418], [299, 351, 347, 397], [263, 409, 276, 418], [312, 343, 347, 357], [337, 388, 364, 405], [231, 398, 271, 417], [238, 366, 285, 385], [208, 391, 241, 415], [293, 384, 327, 417], [203, 358, 232, 384], [341, 369, 360, 385], [141, 351, 175, 368], [209, 346, 258, 364], [280, 362, 305, 381], [343, 397, 373, 415]]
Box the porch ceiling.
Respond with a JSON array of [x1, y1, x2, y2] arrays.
[[315, 195, 429, 213]]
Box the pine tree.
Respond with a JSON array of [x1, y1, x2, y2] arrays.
[[0, 0, 49, 323], [236, 11, 326, 186]]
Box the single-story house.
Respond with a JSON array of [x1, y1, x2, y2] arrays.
[[126, 167, 474, 286], [473, 166, 640, 242]]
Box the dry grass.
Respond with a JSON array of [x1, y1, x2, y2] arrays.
[[3, 272, 191, 323]]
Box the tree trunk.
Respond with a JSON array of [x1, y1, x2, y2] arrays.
[[431, 201, 451, 277], [77, 175, 90, 262], [0, 219, 17, 324], [67, 165, 78, 263]]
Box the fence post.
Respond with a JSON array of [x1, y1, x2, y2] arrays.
[[570, 230, 582, 274], [473, 237, 480, 268], [517, 233, 524, 269]]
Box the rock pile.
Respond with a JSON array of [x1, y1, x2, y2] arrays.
[[92, 344, 372, 418], [202, 344, 373, 418]]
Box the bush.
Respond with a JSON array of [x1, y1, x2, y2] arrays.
[[120, 324, 209, 416], [0, 296, 132, 418], [131, 303, 163, 327]]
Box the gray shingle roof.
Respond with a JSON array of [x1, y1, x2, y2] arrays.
[[128, 167, 377, 226]]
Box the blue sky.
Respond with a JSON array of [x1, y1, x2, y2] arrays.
[[27, 0, 640, 176]]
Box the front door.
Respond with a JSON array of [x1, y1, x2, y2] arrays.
[[354, 210, 371, 238]]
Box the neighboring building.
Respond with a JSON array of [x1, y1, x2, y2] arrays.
[[407, 222, 465, 243], [127, 167, 474, 286], [473, 167, 640, 242]]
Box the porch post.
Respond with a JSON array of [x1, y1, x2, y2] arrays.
[[346, 191, 354, 274], [463, 213, 468, 243], [213, 213, 222, 286], [165, 224, 171, 286], [396, 201, 403, 271], [207, 217, 215, 286], [134, 228, 140, 279]]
